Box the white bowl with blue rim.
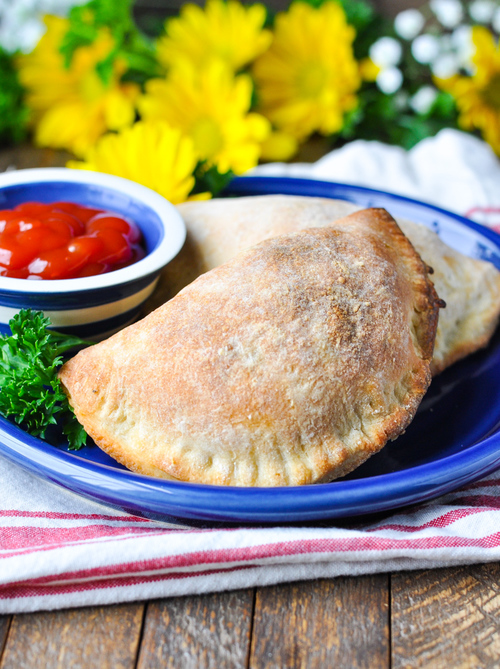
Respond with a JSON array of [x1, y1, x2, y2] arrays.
[[0, 168, 186, 339]]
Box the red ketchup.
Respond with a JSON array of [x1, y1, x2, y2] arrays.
[[0, 201, 145, 280]]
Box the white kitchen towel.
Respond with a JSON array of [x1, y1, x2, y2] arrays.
[[1, 128, 500, 614], [252, 128, 500, 227]]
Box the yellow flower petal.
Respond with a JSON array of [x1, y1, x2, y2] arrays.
[[157, 0, 272, 72], [139, 60, 270, 174], [435, 26, 500, 155], [68, 121, 199, 204], [253, 1, 360, 141], [359, 58, 380, 82], [104, 90, 137, 131], [259, 131, 298, 161], [16, 16, 139, 156]]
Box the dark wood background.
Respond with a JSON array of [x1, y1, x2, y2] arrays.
[[133, 0, 419, 14], [132, 0, 420, 27]]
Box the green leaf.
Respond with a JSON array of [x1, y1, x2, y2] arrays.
[[63, 417, 88, 451], [339, 104, 364, 139], [192, 164, 235, 197], [431, 91, 457, 118], [0, 46, 29, 146], [296, 0, 323, 9], [0, 309, 92, 450], [59, 0, 160, 86], [95, 50, 117, 86], [298, 0, 375, 22], [337, 0, 375, 31], [335, 80, 461, 151]]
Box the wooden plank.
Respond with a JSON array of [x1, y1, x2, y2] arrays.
[[137, 589, 254, 669], [0, 145, 69, 172], [249, 576, 390, 669], [391, 563, 500, 668], [0, 617, 11, 662], [0, 603, 144, 669]]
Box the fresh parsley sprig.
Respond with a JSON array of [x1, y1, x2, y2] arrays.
[[0, 310, 91, 450]]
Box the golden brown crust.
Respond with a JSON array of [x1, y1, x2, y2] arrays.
[[60, 208, 440, 487], [396, 218, 500, 374], [168, 195, 500, 376]]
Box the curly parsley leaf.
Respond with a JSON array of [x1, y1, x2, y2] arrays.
[[0, 310, 91, 450]]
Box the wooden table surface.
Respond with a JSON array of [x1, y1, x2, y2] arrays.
[[1, 145, 500, 669]]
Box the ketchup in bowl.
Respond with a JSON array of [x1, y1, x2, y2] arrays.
[[0, 201, 145, 279]]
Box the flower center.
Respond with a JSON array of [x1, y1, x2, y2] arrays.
[[191, 117, 224, 159], [296, 63, 328, 98], [481, 73, 500, 110], [80, 69, 107, 103]]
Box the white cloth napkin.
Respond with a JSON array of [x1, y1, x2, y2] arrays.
[[1, 128, 500, 614], [251, 130, 500, 227], [251, 128, 500, 227]]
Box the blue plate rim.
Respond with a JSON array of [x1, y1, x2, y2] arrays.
[[228, 175, 500, 249], [1, 413, 500, 523], [2, 175, 500, 524]]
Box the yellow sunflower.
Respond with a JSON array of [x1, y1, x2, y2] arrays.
[[436, 27, 500, 155], [139, 60, 270, 174], [67, 121, 199, 204], [156, 0, 272, 72], [252, 1, 361, 141], [17, 16, 139, 157]]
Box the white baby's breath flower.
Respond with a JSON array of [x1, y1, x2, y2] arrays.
[[410, 86, 438, 114], [11, 17, 45, 52], [439, 33, 454, 52], [376, 67, 403, 95], [412, 34, 441, 64], [394, 9, 425, 40], [369, 37, 403, 67], [369, 38, 404, 95], [432, 53, 460, 77], [451, 24, 473, 49], [469, 0, 496, 23], [394, 90, 410, 110], [0, 0, 85, 53], [493, 7, 500, 32], [451, 25, 474, 66], [430, 0, 463, 28]]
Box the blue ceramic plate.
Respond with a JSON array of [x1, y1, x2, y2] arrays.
[[2, 176, 500, 525]]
